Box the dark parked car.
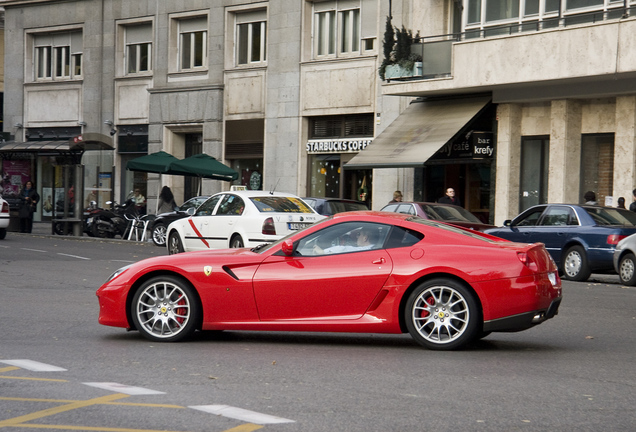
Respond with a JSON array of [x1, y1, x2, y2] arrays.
[[485, 204, 636, 281], [150, 196, 209, 246], [381, 202, 495, 232], [302, 197, 368, 216]]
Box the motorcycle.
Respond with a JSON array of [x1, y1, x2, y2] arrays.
[[84, 193, 138, 238]]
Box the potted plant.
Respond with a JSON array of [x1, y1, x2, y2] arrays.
[[379, 21, 422, 80]]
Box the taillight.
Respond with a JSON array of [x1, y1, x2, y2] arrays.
[[517, 252, 538, 271], [607, 234, 627, 245], [1, 202, 8, 214], [262, 217, 276, 235]]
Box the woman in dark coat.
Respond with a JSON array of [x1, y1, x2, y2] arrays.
[[19, 180, 40, 233]]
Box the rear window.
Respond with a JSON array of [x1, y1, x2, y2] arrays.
[[251, 196, 314, 213], [407, 216, 499, 243], [584, 207, 636, 226]]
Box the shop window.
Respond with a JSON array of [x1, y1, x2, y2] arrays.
[[125, 23, 152, 74], [580, 134, 614, 206], [520, 136, 549, 212], [33, 31, 82, 80]]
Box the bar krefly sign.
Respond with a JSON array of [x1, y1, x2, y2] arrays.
[[306, 138, 372, 154], [430, 131, 494, 161]]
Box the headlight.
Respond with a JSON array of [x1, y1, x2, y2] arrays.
[[106, 264, 132, 282]]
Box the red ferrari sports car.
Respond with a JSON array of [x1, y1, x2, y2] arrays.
[[96, 211, 562, 350]]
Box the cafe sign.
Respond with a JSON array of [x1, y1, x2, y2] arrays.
[[306, 138, 372, 154], [431, 131, 494, 161]]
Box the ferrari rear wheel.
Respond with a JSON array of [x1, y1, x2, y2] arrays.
[[405, 278, 480, 350], [167, 232, 184, 255], [562, 245, 591, 282], [131, 276, 201, 342], [618, 253, 636, 286]]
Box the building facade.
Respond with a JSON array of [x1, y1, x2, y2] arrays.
[[1, 0, 392, 221]]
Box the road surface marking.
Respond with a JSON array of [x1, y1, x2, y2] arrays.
[[0, 393, 129, 428], [57, 253, 91, 260], [0, 396, 183, 409], [189, 405, 295, 425], [83, 382, 166, 395], [20, 248, 46, 252], [0, 359, 67, 371], [0, 366, 20, 373]]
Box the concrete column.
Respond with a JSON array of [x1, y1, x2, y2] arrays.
[[614, 96, 636, 203], [548, 100, 581, 203], [493, 103, 522, 225]]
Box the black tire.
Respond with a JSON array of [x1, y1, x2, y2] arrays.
[[618, 252, 636, 286], [405, 278, 480, 350], [167, 231, 184, 255], [152, 223, 167, 247], [0, 228, 6, 240], [91, 218, 114, 238], [130, 275, 201, 342], [230, 234, 244, 248], [562, 245, 591, 282]]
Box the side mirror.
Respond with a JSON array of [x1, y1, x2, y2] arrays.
[[187, 207, 196, 216], [281, 239, 294, 256], [503, 219, 512, 227]]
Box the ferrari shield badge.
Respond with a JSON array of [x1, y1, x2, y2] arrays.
[[204, 266, 212, 276]]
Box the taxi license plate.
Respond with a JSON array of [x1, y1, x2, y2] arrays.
[[288, 222, 309, 230]]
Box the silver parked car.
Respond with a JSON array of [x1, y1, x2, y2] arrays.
[[613, 233, 636, 285]]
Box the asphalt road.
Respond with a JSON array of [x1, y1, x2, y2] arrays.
[[1, 231, 635, 432]]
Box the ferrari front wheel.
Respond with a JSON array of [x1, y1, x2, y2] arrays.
[[405, 278, 480, 350], [131, 276, 201, 342]]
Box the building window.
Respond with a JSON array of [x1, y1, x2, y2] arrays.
[[179, 17, 207, 71], [236, 10, 267, 65], [580, 134, 614, 206], [310, 114, 374, 139], [34, 31, 82, 80], [125, 24, 152, 74], [313, 2, 360, 58]]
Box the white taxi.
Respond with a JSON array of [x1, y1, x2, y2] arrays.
[[0, 197, 10, 239], [166, 190, 325, 254]]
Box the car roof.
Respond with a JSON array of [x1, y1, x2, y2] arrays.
[[215, 190, 302, 198], [303, 197, 365, 203]]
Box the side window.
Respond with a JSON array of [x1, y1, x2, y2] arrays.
[[383, 204, 398, 212], [396, 204, 416, 215], [540, 207, 575, 226], [217, 195, 245, 215], [196, 195, 221, 216], [296, 222, 391, 256], [514, 208, 545, 226], [385, 226, 424, 249]]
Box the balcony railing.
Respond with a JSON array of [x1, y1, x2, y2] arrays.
[[387, 6, 635, 82]]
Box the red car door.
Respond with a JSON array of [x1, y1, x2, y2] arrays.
[[252, 249, 393, 320]]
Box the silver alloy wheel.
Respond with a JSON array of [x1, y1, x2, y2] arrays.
[[134, 281, 191, 339], [411, 285, 470, 344], [152, 224, 167, 246], [620, 256, 635, 283], [564, 250, 582, 278], [167, 233, 183, 255]]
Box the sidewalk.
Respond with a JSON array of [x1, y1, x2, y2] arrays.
[[24, 221, 153, 244]]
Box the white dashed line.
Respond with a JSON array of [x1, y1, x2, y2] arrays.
[[21, 248, 46, 253], [57, 253, 91, 260], [189, 405, 295, 425], [0, 359, 67, 372], [83, 382, 166, 395]]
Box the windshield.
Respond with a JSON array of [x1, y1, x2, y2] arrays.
[[584, 207, 636, 226], [251, 196, 314, 213]]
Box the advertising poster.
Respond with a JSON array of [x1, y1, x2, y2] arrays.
[[1, 160, 31, 198]]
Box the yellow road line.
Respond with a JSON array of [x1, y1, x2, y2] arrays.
[[223, 425, 264, 432], [13, 424, 190, 432], [0, 366, 20, 373], [0, 393, 129, 428], [0, 396, 183, 409], [0, 375, 68, 382]]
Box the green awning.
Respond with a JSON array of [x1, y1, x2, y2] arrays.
[[167, 153, 239, 181], [126, 151, 180, 174]]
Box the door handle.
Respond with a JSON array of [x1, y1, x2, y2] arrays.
[[372, 258, 385, 264]]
